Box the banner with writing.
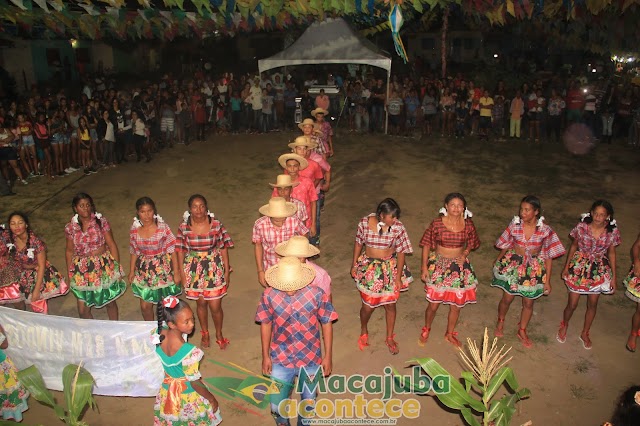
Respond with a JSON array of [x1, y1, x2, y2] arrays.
[[0, 307, 164, 396]]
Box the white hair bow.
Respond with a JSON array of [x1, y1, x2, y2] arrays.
[[6, 243, 15, 251], [182, 211, 190, 223], [132, 217, 142, 229], [150, 333, 161, 345], [27, 248, 35, 259], [207, 210, 215, 219], [438, 207, 447, 216], [537, 216, 545, 227], [72, 214, 79, 224], [464, 208, 473, 219], [154, 214, 164, 223], [377, 222, 392, 233], [95, 212, 103, 220], [610, 219, 617, 226], [580, 213, 590, 222], [512, 216, 521, 224]]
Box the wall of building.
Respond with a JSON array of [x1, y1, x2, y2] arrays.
[[1, 39, 36, 92], [408, 30, 484, 67]]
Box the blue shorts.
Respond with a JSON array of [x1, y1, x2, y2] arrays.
[[51, 134, 64, 145], [22, 135, 35, 146]]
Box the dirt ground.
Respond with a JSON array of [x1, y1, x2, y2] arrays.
[[5, 128, 640, 426]]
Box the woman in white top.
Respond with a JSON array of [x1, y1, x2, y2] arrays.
[[124, 111, 151, 163], [99, 110, 116, 168]]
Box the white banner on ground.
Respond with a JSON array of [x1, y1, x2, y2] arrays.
[[0, 306, 163, 396]]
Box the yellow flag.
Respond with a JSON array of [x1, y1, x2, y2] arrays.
[[506, 0, 515, 17]]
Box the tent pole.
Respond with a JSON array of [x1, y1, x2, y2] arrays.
[[385, 70, 390, 135]]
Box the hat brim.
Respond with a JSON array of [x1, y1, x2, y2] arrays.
[[278, 154, 308, 170], [298, 122, 314, 131], [311, 108, 329, 116], [269, 180, 300, 188], [274, 241, 320, 258], [265, 262, 316, 291], [258, 202, 297, 218], [288, 141, 319, 150]]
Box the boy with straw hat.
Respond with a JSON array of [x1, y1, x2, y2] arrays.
[[253, 197, 308, 287], [273, 153, 317, 242], [311, 108, 333, 157], [269, 174, 308, 225], [298, 118, 324, 157], [275, 235, 331, 301], [288, 136, 331, 247], [255, 256, 338, 426]]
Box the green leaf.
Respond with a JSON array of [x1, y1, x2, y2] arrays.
[[16, 365, 59, 410], [485, 367, 513, 402], [460, 371, 481, 393], [487, 399, 501, 421], [409, 358, 485, 412], [496, 394, 517, 425], [460, 407, 481, 426], [62, 364, 97, 423], [413, 0, 423, 13]]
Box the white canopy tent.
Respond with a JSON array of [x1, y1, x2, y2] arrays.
[[258, 18, 392, 133]]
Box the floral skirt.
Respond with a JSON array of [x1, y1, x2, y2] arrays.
[[425, 253, 478, 307], [183, 250, 227, 301], [69, 252, 127, 308], [0, 353, 29, 421], [132, 253, 182, 303], [491, 250, 547, 299], [153, 387, 218, 426], [354, 253, 412, 308], [624, 267, 640, 303], [563, 251, 613, 294]]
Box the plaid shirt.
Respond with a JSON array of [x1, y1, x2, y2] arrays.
[[569, 222, 620, 259], [255, 286, 338, 368], [420, 217, 480, 250], [129, 222, 176, 256], [65, 216, 111, 257], [355, 214, 413, 253], [290, 197, 308, 224], [496, 218, 566, 261], [252, 216, 309, 270], [175, 219, 233, 253]]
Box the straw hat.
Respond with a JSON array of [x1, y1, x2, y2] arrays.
[[278, 153, 308, 170], [297, 118, 321, 133], [265, 256, 316, 292], [269, 174, 300, 188], [311, 108, 329, 116], [288, 136, 318, 150], [275, 236, 320, 258], [258, 197, 297, 218]]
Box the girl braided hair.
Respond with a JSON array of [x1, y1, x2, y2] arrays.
[[72, 192, 102, 229], [155, 297, 188, 345], [581, 199, 617, 233], [6, 212, 31, 258], [187, 194, 211, 226], [375, 198, 401, 236], [135, 196, 158, 225]]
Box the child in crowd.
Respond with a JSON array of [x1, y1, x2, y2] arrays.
[[0, 324, 29, 422]]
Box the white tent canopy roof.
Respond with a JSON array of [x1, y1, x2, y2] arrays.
[[258, 18, 391, 74]]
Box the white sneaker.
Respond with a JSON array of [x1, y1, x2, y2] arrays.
[[68, 167, 78, 172], [21, 179, 28, 185], [64, 168, 72, 173]]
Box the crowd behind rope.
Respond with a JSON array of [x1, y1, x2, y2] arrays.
[[0, 67, 640, 425], [2, 67, 640, 196]]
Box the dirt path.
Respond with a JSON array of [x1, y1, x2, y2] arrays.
[[6, 131, 640, 426]]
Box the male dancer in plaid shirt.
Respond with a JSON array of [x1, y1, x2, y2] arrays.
[[256, 256, 338, 426]]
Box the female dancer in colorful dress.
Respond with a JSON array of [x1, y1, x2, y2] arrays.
[[176, 194, 233, 349], [557, 200, 620, 349], [128, 197, 182, 321], [351, 198, 413, 355], [624, 233, 640, 352], [419, 193, 480, 348], [65, 193, 126, 320], [492, 195, 566, 348], [1, 212, 68, 314], [152, 296, 222, 426], [0, 324, 29, 421]]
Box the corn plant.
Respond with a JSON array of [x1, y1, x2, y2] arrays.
[[16, 363, 97, 426], [404, 328, 531, 426]]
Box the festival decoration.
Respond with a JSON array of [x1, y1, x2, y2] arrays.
[[388, 2, 408, 63]]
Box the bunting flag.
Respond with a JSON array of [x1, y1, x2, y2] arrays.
[[389, 3, 408, 63]]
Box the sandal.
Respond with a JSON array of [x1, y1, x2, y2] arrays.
[[444, 331, 462, 349], [516, 326, 533, 349], [357, 334, 369, 351], [494, 317, 505, 337], [385, 334, 399, 355], [418, 327, 431, 347], [579, 332, 592, 350], [216, 337, 230, 350], [556, 321, 568, 344], [626, 330, 639, 353], [201, 330, 210, 348]]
